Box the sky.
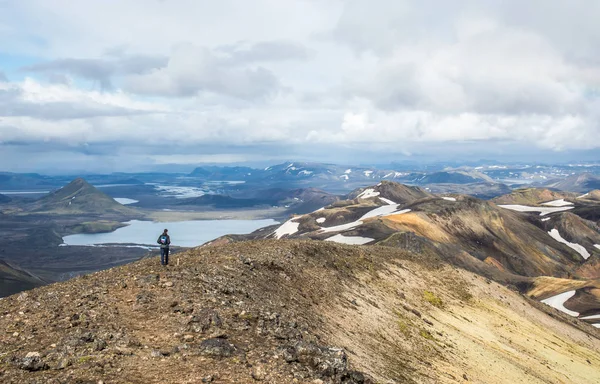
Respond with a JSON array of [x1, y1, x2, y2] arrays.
[[1, 0, 599, 173]]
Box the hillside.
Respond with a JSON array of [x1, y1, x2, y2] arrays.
[[543, 173, 600, 193], [0, 260, 45, 297], [28, 178, 138, 216], [1, 240, 599, 383], [245, 182, 600, 325], [492, 188, 577, 205], [0, 194, 11, 204]]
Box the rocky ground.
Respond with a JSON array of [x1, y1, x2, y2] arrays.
[[0, 240, 599, 383]]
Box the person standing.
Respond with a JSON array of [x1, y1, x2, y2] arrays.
[[157, 229, 171, 265]]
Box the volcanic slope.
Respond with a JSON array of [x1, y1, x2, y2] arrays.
[[27, 178, 137, 216], [1, 240, 599, 384], [0, 260, 45, 297], [259, 181, 600, 326]]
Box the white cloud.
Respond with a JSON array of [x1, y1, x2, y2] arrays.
[[0, 0, 600, 170]]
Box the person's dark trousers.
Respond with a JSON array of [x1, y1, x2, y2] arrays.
[[161, 247, 170, 265]]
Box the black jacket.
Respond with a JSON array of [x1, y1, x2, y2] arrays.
[[157, 233, 171, 249]]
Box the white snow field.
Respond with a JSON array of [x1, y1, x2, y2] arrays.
[[498, 205, 574, 216], [578, 192, 590, 198], [357, 188, 380, 199], [548, 229, 590, 259], [541, 218, 551, 222], [325, 234, 374, 245], [442, 197, 456, 202], [274, 219, 300, 239], [541, 199, 573, 207], [540, 291, 579, 317], [379, 197, 396, 205], [316, 218, 326, 224], [114, 198, 139, 205]]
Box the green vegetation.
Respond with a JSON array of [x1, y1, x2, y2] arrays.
[[423, 291, 443, 308], [419, 329, 435, 340], [77, 356, 93, 364], [67, 221, 126, 234]]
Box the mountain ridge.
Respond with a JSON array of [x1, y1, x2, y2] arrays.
[[0, 240, 599, 383]]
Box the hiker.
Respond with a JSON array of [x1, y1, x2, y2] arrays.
[[157, 229, 171, 265]]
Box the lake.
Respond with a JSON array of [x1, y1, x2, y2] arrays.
[[62, 219, 279, 247]]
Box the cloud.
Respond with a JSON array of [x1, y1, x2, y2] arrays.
[[217, 40, 312, 63], [0, 78, 163, 121], [22, 54, 168, 89], [1, 0, 600, 172], [123, 44, 282, 100]]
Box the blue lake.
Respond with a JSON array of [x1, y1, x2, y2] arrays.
[[62, 219, 279, 247]]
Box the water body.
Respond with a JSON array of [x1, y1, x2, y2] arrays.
[[62, 219, 278, 248]]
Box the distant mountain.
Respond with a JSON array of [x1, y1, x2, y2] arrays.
[[543, 173, 600, 193], [405, 171, 493, 185], [28, 178, 137, 215], [176, 187, 339, 214], [492, 188, 577, 205], [0, 260, 45, 297], [0, 172, 61, 190]]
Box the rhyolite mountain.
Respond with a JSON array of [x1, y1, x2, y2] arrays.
[[227, 181, 600, 327], [1, 240, 599, 383]]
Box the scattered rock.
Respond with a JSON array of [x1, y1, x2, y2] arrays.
[[199, 338, 236, 358], [183, 334, 194, 342], [164, 281, 174, 288], [283, 341, 348, 377], [18, 353, 48, 371], [188, 308, 222, 333], [251, 364, 266, 380]]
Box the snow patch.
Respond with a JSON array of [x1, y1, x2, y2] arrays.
[[580, 314, 600, 320], [548, 229, 590, 259], [344, 169, 352, 174], [541, 199, 573, 207], [320, 221, 363, 233], [363, 170, 373, 177], [541, 291, 579, 317], [340, 175, 349, 180], [442, 197, 456, 202], [299, 170, 313, 175], [541, 218, 550, 222], [595, 244, 600, 250], [379, 197, 396, 205], [274, 219, 300, 239], [361, 204, 401, 220], [577, 192, 590, 199], [357, 188, 380, 199], [325, 234, 374, 245], [498, 205, 574, 216], [316, 218, 326, 224], [114, 198, 139, 205]]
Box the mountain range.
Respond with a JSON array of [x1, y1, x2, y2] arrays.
[[218, 181, 600, 328]]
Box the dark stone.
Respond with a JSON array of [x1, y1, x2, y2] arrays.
[[18, 356, 49, 371], [93, 339, 107, 351], [188, 309, 222, 333], [199, 338, 236, 358]]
